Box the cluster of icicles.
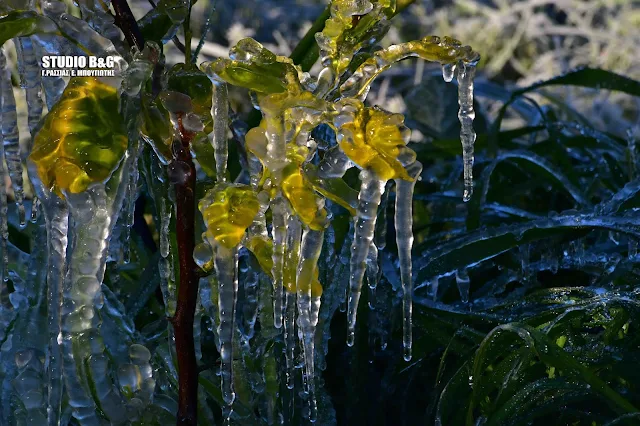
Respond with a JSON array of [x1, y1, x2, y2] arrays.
[[0, 1, 479, 425]]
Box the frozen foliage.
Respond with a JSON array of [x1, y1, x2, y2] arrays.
[[0, 0, 489, 423]]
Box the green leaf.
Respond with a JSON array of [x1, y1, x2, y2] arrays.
[[471, 324, 638, 420], [416, 213, 640, 282], [512, 68, 640, 99], [489, 69, 640, 154]]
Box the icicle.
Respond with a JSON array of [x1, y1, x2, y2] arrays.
[[215, 243, 239, 406], [0, 47, 25, 226], [284, 216, 302, 390], [211, 82, 229, 182], [158, 181, 177, 316], [0, 139, 7, 284], [394, 161, 422, 361], [456, 60, 477, 202], [30, 35, 66, 110], [339, 221, 354, 313], [240, 255, 259, 340], [271, 196, 289, 328], [296, 228, 324, 423], [442, 62, 456, 83], [15, 37, 44, 137], [40, 196, 68, 426], [61, 186, 128, 424], [366, 241, 379, 309], [120, 141, 142, 263], [74, 0, 124, 52], [347, 169, 386, 346], [194, 302, 204, 363], [455, 268, 471, 304]]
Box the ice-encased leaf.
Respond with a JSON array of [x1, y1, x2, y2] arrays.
[[29, 77, 128, 197], [335, 99, 415, 181], [202, 39, 304, 95], [315, 0, 392, 77], [339, 35, 480, 99], [199, 184, 260, 249]]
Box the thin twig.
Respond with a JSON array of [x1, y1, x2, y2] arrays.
[[169, 116, 199, 426], [193, 0, 218, 63], [111, 0, 145, 50]]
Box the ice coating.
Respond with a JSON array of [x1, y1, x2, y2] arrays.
[[59, 185, 127, 424], [29, 78, 128, 198], [74, 0, 123, 52], [339, 36, 480, 100], [394, 161, 422, 361], [0, 3, 484, 418], [456, 60, 477, 202], [347, 169, 386, 346], [0, 48, 25, 225]]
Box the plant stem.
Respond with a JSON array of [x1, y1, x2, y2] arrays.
[[183, 2, 193, 64], [111, 2, 199, 423], [289, 5, 330, 71], [111, 0, 145, 50], [170, 116, 199, 426]]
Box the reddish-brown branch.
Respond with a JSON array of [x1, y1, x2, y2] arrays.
[[110, 3, 200, 424], [169, 117, 200, 426]]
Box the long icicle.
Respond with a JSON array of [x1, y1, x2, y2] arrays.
[[0, 47, 25, 226], [0, 99, 6, 284], [15, 36, 44, 222], [284, 216, 302, 390], [215, 243, 239, 407], [296, 228, 324, 423], [120, 140, 142, 263], [366, 241, 379, 301], [394, 161, 422, 361], [30, 35, 65, 110], [211, 82, 229, 182], [271, 196, 288, 328], [41, 196, 68, 426], [62, 186, 127, 424], [16, 37, 44, 137], [347, 169, 386, 346], [456, 60, 477, 202]]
